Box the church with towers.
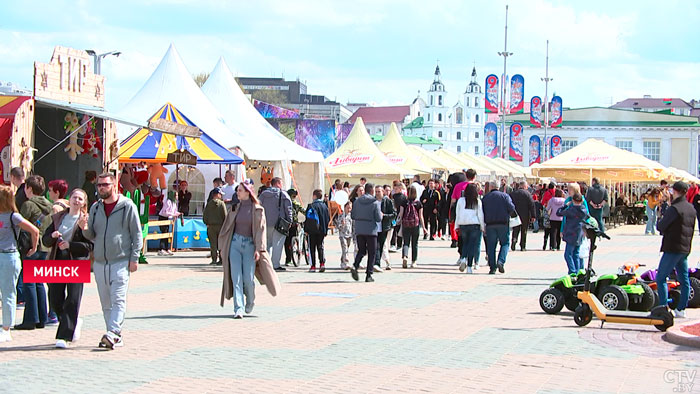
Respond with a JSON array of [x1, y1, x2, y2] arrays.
[[403, 65, 485, 155]]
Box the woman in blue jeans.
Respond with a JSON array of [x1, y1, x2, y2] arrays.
[[455, 184, 485, 274], [0, 185, 39, 343], [218, 182, 266, 319]]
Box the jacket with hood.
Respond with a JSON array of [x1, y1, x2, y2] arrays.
[[258, 187, 292, 231], [84, 195, 143, 264], [20, 195, 54, 252], [351, 194, 382, 236]]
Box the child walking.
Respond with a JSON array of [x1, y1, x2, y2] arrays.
[[557, 193, 588, 274]]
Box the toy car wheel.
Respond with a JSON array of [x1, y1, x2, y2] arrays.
[[668, 289, 681, 310], [565, 296, 580, 312], [650, 305, 674, 332], [688, 277, 700, 308], [574, 304, 593, 327], [597, 285, 629, 311], [540, 288, 565, 314], [629, 283, 655, 312]]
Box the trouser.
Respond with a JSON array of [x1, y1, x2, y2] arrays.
[[645, 206, 656, 235], [589, 207, 604, 233], [391, 224, 403, 248], [158, 215, 171, 250], [543, 227, 551, 248], [423, 210, 437, 237], [375, 230, 388, 266], [459, 225, 481, 267], [284, 223, 298, 263], [48, 282, 84, 341], [20, 251, 48, 326], [402, 226, 420, 262], [656, 252, 690, 310], [485, 224, 510, 271], [339, 236, 352, 266], [229, 234, 255, 315], [449, 206, 458, 241], [0, 252, 21, 329], [207, 224, 222, 264], [381, 227, 392, 265], [438, 214, 448, 237], [93, 261, 130, 335], [549, 221, 562, 249], [511, 216, 529, 250], [308, 234, 326, 267], [354, 234, 377, 275], [266, 229, 286, 269], [563, 242, 582, 274]]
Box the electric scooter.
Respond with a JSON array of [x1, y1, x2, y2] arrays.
[[573, 222, 675, 332]]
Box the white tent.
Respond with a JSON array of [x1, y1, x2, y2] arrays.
[[201, 57, 324, 204]]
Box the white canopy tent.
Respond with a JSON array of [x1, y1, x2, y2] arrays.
[[202, 57, 324, 205]]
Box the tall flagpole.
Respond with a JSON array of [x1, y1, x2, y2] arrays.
[[541, 40, 552, 161], [498, 5, 513, 159]]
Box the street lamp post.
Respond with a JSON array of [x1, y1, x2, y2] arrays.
[[85, 50, 121, 75], [497, 5, 513, 159], [540, 40, 552, 161]]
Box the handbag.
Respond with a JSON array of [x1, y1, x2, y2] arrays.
[[274, 192, 292, 236], [509, 214, 522, 228]]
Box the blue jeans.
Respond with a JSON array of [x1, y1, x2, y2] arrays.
[[20, 251, 48, 326], [656, 252, 690, 311], [459, 225, 482, 267], [645, 206, 656, 234], [485, 224, 510, 271], [229, 233, 256, 315], [563, 242, 581, 274], [589, 207, 604, 233], [0, 252, 21, 329]]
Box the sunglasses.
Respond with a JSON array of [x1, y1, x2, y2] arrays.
[[96, 183, 114, 188]]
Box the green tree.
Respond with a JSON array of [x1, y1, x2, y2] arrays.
[[250, 89, 289, 107], [193, 72, 209, 88]]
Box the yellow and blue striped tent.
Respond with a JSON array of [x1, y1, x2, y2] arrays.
[[119, 103, 243, 164]]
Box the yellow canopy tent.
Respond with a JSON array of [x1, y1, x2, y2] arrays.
[[377, 122, 432, 176], [667, 167, 700, 183], [407, 145, 451, 174], [532, 138, 670, 182], [430, 148, 468, 173], [325, 117, 406, 183], [493, 157, 535, 180], [434, 149, 490, 176], [459, 153, 509, 177]]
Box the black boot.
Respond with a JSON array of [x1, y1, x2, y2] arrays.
[[365, 274, 374, 282]]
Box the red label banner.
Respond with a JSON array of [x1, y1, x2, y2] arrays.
[[23, 260, 91, 283]]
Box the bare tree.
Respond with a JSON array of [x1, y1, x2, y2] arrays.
[[193, 72, 209, 88]]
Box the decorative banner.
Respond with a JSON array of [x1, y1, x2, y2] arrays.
[[335, 123, 353, 146], [485, 74, 499, 113], [484, 122, 498, 158], [509, 75, 524, 114], [528, 135, 541, 165], [509, 122, 523, 161], [550, 96, 563, 128], [550, 135, 562, 158], [384, 152, 406, 165], [295, 120, 336, 158], [327, 150, 374, 168], [253, 99, 300, 119], [530, 96, 542, 128]]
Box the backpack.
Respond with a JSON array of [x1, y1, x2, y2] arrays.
[[402, 200, 420, 228], [304, 204, 321, 234]]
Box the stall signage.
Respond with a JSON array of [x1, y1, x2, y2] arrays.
[[167, 150, 197, 165], [34, 46, 106, 107], [148, 118, 201, 138], [385, 153, 406, 165], [327, 151, 373, 168]]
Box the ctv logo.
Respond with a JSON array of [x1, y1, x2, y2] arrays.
[[664, 369, 696, 392], [23, 260, 91, 283]]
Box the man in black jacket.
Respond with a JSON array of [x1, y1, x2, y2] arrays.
[[420, 179, 440, 240], [374, 185, 396, 271], [656, 181, 694, 318], [482, 181, 516, 274], [509, 181, 535, 251], [307, 189, 330, 272]]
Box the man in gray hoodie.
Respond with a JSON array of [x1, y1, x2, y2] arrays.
[[258, 177, 292, 272], [350, 183, 383, 282], [84, 173, 142, 349]]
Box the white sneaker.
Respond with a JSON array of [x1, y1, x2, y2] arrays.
[[157, 250, 168, 256], [0, 329, 11, 343], [474, 263, 480, 270], [459, 259, 467, 272], [72, 318, 83, 342], [55, 339, 68, 348], [340, 262, 348, 270], [674, 309, 687, 318], [374, 266, 383, 273], [467, 266, 473, 274], [410, 261, 417, 268], [166, 250, 174, 256], [454, 259, 461, 266]]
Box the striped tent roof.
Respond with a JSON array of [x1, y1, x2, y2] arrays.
[[119, 103, 243, 164]]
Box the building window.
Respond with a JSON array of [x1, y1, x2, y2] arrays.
[[427, 114, 431, 122], [475, 146, 479, 155], [457, 145, 462, 152], [561, 139, 578, 153], [643, 140, 661, 161], [438, 113, 442, 122], [455, 107, 463, 124], [418, 111, 421, 117], [438, 131, 443, 138], [475, 114, 479, 123], [475, 97, 479, 107], [430, 96, 434, 106], [615, 140, 633, 152], [466, 97, 470, 107], [456, 131, 462, 140], [475, 131, 479, 139], [438, 95, 443, 106]]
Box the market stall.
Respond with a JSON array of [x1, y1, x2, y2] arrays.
[[377, 122, 432, 177], [406, 145, 451, 178]]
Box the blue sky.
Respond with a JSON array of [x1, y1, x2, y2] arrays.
[[1, 0, 699, 112]]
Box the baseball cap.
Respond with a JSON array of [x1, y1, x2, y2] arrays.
[[672, 181, 689, 194]]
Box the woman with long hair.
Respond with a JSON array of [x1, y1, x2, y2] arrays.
[[398, 185, 426, 268], [547, 189, 566, 251], [0, 185, 39, 343], [42, 188, 93, 348], [219, 182, 266, 319], [455, 183, 485, 273]]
